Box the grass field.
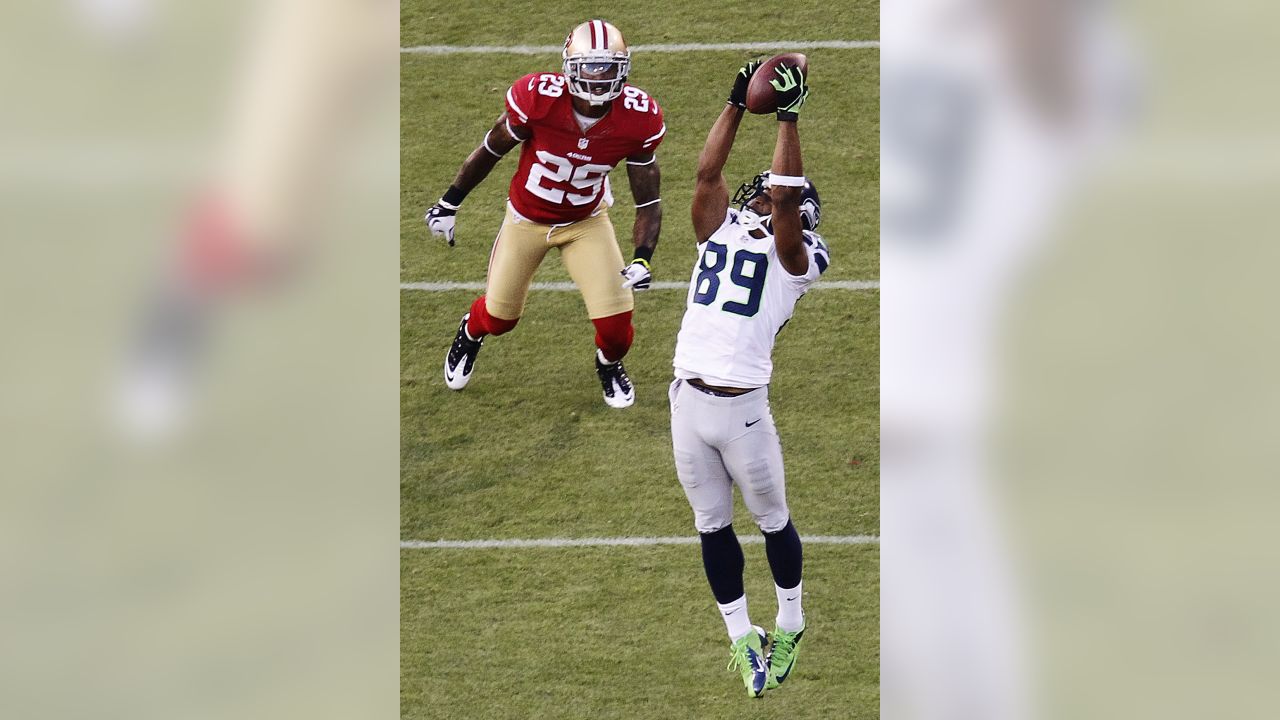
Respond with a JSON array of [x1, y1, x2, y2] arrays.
[[401, 2, 879, 716]]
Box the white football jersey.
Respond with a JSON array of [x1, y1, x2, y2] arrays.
[[673, 210, 830, 388]]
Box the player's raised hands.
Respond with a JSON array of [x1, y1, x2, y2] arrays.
[[771, 62, 809, 121], [727, 59, 764, 109], [425, 201, 458, 246]]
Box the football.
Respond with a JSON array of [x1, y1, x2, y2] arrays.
[[745, 53, 809, 115]]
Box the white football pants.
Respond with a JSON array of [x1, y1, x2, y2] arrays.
[[668, 379, 790, 533]]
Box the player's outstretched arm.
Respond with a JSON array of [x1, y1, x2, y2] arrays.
[[692, 105, 743, 243], [770, 119, 809, 277], [692, 61, 759, 243], [621, 153, 662, 290], [767, 59, 811, 275], [424, 111, 527, 246]]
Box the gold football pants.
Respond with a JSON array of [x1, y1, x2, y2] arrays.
[[483, 205, 633, 321]]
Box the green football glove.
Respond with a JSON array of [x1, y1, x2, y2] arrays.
[[771, 63, 810, 121]]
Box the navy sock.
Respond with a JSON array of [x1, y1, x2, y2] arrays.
[[699, 525, 746, 604], [763, 519, 804, 590]]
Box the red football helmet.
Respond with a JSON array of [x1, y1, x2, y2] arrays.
[[562, 19, 630, 106]]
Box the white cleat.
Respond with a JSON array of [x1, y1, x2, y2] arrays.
[[443, 314, 483, 390], [594, 349, 635, 408]]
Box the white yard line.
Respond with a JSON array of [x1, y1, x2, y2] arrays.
[[402, 40, 879, 55], [401, 535, 878, 549], [401, 280, 878, 291]]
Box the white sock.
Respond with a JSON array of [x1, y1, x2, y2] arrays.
[[717, 594, 753, 641], [596, 348, 615, 365], [775, 581, 804, 632]]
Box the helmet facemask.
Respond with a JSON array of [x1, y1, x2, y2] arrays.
[[733, 172, 775, 234], [563, 55, 630, 105]]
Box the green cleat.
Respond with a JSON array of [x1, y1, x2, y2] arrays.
[[727, 626, 769, 698], [765, 623, 806, 689]]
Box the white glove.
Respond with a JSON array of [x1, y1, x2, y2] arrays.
[[620, 258, 652, 291], [425, 202, 458, 246]]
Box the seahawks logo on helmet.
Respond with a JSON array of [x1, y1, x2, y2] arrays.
[[732, 170, 823, 234], [799, 197, 822, 232]]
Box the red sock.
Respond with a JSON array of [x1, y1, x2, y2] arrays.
[[467, 296, 519, 338], [592, 311, 634, 363], [178, 194, 249, 296]]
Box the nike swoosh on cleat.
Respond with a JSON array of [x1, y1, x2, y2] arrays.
[[745, 419, 761, 427]]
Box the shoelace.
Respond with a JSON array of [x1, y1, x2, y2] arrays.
[[597, 360, 631, 390], [727, 644, 748, 672], [450, 332, 479, 363], [769, 632, 798, 667], [448, 338, 467, 364], [727, 639, 760, 672], [610, 363, 632, 389]]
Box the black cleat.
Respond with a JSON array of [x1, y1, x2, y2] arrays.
[[594, 349, 635, 408], [443, 313, 483, 390]]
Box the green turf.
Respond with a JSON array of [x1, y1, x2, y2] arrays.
[[402, 290, 878, 539], [401, 52, 879, 283], [401, 2, 878, 49], [401, 1, 878, 715], [401, 544, 879, 720]]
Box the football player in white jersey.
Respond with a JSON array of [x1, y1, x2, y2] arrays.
[[668, 59, 827, 698]]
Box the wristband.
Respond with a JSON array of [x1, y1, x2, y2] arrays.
[[768, 174, 807, 187], [441, 184, 468, 207], [633, 246, 654, 263]]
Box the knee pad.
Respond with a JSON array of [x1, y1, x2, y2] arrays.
[[468, 295, 519, 337], [591, 311, 633, 363], [755, 508, 793, 535]]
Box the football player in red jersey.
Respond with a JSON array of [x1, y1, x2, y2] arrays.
[[425, 19, 665, 408]]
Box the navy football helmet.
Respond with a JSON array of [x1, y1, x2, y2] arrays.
[[732, 170, 822, 234]]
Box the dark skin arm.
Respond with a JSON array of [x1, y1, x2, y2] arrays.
[[692, 104, 746, 243], [626, 153, 662, 259], [446, 111, 527, 192], [768, 120, 809, 276]]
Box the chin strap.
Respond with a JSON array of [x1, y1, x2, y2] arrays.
[[738, 208, 772, 234]]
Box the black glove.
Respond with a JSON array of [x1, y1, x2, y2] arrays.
[[771, 62, 810, 121], [727, 59, 763, 109]]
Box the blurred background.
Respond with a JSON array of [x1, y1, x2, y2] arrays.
[[1, 0, 399, 717], [5, 0, 1279, 716], [884, 0, 1280, 718]]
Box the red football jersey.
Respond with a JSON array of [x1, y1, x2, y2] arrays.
[[504, 72, 666, 224]]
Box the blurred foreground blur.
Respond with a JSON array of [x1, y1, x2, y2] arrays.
[[884, 0, 1280, 718], [1, 1, 398, 717]]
